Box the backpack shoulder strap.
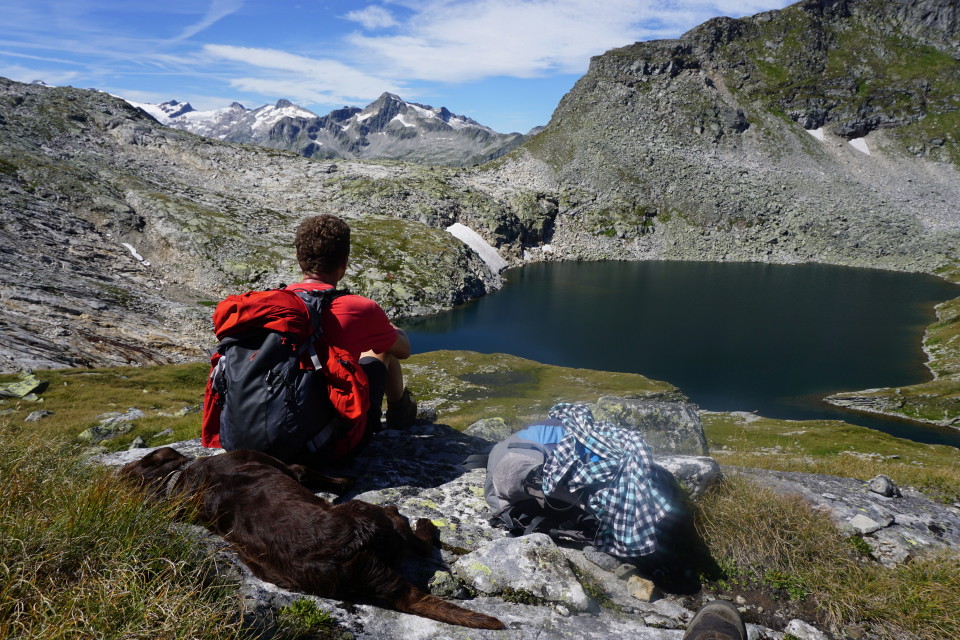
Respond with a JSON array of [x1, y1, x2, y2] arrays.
[[290, 288, 350, 333], [289, 289, 351, 370]]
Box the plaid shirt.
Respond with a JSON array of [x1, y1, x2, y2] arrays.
[[541, 403, 671, 558]]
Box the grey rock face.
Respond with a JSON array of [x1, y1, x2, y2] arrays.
[[78, 408, 145, 443], [0, 79, 503, 371], [593, 398, 708, 456], [868, 474, 902, 498], [738, 467, 960, 567], [502, 0, 960, 274], [452, 534, 589, 611], [463, 417, 513, 443], [785, 618, 829, 640], [654, 456, 721, 498]]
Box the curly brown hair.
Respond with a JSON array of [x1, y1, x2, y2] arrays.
[[295, 214, 351, 276]]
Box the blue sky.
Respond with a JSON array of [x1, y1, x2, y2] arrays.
[[0, 0, 794, 133]]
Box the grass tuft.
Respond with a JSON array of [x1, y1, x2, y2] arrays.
[[0, 426, 246, 639], [275, 599, 348, 639], [695, 474, 960, 639]]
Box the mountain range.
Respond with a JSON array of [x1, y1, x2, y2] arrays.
[[127, 93, 533, 167]]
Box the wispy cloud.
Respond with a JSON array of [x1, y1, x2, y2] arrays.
[[345, 0, 792, 83], [345, 5, 397, 30], [112, 87, 248, 111], [203, 44, 404, 104], [0, 49, 85, 65], [174, 0, 244, 42], [0, 63, 78, 85]]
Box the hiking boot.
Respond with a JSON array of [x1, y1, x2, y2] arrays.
[[682, 600, 747, 640], [385, 388, 417, 429]]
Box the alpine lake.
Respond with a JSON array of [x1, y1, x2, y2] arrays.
[[401, 260, 960, 448]]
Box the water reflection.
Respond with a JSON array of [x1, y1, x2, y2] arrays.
[[403, 261, 960, 447]]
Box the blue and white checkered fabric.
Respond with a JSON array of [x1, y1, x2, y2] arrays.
[[541, 403, 671, 558]]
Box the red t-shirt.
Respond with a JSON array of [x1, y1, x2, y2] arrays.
[[286, 281, 398, 358]]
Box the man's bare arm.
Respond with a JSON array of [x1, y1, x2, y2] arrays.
[[386, 325, 411, 359]]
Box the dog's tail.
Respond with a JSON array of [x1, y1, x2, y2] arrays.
[[393, 585, 505, 630], [352, 552, 504, 629]]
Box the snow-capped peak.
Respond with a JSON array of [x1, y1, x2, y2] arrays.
[[251, 100, 317, 132]]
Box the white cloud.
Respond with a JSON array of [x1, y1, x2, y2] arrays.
[[346, 0, 793, 83], [344, 5, 397, 30], [108, 87, 248, 111], [346, 0, 645, 82], [203, 44, 404, 102], [0, 63, 78, 85], [175, 0, 244, 41], [0, 49, 84, 65]]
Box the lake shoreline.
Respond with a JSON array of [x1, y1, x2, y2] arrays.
[[407, 260, 960, 445]]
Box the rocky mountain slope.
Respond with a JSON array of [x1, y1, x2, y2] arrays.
[[1, 0, 959, 375], [483, 0, 960, 270], [0, 79, 503, 371], [129, 93, 528, 167]]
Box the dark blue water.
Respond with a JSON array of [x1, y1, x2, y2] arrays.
[[402, 261, 960, 448]]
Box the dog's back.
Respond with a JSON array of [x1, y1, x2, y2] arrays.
[[121, 448, 504, 630]]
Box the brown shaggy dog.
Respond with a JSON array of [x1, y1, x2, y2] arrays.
[[120, 447, 504, 630]]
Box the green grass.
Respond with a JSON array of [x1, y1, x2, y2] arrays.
[[702, 412, 960, 504], [0, 363, 209, 451], [696, 475, 960, 639], [275, 599, 346, 639], [0, 426, 246, 639], [826, 291, 960, 429], [403, 350, 681, 430]]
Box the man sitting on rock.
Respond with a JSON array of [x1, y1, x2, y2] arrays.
[[289, 214, 417, 440]]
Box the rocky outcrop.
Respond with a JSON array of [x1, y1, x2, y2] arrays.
[[737, 467, 960, 567], [488, 0, 960, 272], [593, 398, 708, 456], [823, 289, 960, 428], [93, 396, 960, 638]]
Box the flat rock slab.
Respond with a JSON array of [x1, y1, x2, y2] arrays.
[[453, 533, 590, 611], [736, 467, 960, 566]]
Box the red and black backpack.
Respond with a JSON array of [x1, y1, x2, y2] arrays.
[[201, 288, 369, 463]]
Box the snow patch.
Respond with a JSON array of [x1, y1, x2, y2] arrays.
[[806, 127, 825, 141], [125, 100, 174, 124], [446, 223, 508, 273], [391, 114, 415, 128], [849, 137, 871, 155], [356, 112, 374, 122], [409, 104, 438, 120], [175, 106, 241, 126], [122, 243, 151, 267], [446, 117, 470, 131], [252, 105, 316, 133]]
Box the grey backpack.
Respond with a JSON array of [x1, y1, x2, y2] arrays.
[[468, 421, 600, 542]]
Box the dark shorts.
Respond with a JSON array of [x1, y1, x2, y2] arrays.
[[359, 355, 387, 437]]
